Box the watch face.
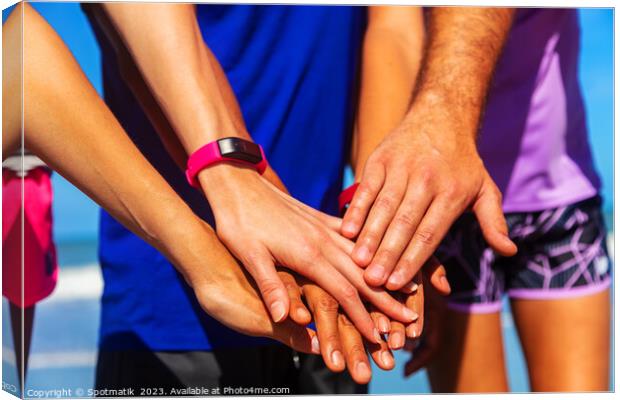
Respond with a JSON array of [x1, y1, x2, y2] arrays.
[[217, 137, 263, 164]]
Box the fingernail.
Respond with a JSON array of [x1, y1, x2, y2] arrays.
[[368, 265, 386, 282], [374, 328, 383, 344], [440, 275, 451, 292], [380, 317, 390, 333], [331, 350, 344, 367], [387, 272, 403, 288], [356, 361, 371, 378], [381, 350, 393, 367], [390, 331, 404, 349], [311, 335, 320, 354], [343, 222, 357, 235], [407, 325, 418, 338], [355, 246, 371, 264], [270, 301, 286, 322], [403, 281, 418, 293], [404, 308, 419, 322], [296, 307, 311, 321]]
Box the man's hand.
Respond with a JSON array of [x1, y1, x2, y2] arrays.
[[342, 7, 518, 291]]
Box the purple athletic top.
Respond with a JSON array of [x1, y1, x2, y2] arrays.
[[478, 9, 601, 213]]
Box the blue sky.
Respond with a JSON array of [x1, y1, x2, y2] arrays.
[[4, 4, 613, 243]]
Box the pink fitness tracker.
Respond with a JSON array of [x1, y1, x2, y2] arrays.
[[185, 137, 268, 188], [338, 182, 359, 216]]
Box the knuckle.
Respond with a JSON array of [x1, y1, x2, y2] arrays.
[[316, 295, 340, 313], [375, 195, 396, 213], [258, 278, 283, 296], [340, 284, 359, 303], [394, 212, 416, 230], [414, 228, 435, 246], [243, 248, 266, 269], [417, 168, 434, 185], [297, 238, 321, 261], [358, 182, 378, 199], [375, 248, 396, 265], [323, 332, 341, 345], [348, 343, 366, 355]]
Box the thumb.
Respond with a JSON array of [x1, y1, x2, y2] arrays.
[[472, 181, 517, 257]]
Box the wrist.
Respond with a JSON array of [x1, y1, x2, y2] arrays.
[[404, 91, 481, 148], [197, 163, 260, 204]]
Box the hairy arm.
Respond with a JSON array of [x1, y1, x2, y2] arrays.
[[411, 7, 514, 139], [344, 7, 517, 290]]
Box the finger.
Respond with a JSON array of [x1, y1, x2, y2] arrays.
[[272, 321, 321, 355], [370, 309, 391, 334], [386, 199, 459, 290], [304, 257, 381, 344], [325, 245, 418, 325], [364, 186, 433, 286], [473, 181, 517, 257], [388, 321, 406, 350], [352, 174, 408, 267], [342, 163, 386, 239], [366, 336, 395, 371], [304, 285, 346, 372], [422, 256, 451, 296], [400, 280, 419, 294], [243, 247, 290, 322], [279, 271, 312, 325], [405, 273, 424, 339], [338, 313, 373, 384]]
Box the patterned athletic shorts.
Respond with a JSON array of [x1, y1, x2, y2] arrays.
[[435, 196, 612, 313]]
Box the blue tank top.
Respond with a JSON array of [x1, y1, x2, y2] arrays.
[[87, 5, 366, 350]]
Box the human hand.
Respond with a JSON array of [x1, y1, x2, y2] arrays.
[[369, 256, 451, 351], [298, 278, 397, 384], [342, 110, 517, 291], [197, 164, 418, 343], [404, 263, 448, 376], [191, 255, 321, 353]]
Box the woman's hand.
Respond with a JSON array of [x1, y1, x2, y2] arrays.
[[197, 164, 418, 343]]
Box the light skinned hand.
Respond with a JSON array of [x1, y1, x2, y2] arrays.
[[369, 256, 451, 351], [192, 257, 319, 354], [341, 115, 517, 291], [298, 278, 396, 384], [404, 265, 448, 376], [198, 164, 418, 343]]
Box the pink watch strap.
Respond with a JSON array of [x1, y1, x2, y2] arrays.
[[338, 182, 359, 215], [185, 141, 268, 188]]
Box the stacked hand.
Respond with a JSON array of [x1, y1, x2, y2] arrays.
[[197, 164, 419, 344]]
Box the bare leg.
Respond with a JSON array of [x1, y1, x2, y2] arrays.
[[510, 289, 610, 392], [427, 310, 508, 392], [9, 303, 35, 393]]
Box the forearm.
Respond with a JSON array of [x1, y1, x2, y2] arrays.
[[353, 6, 425, 178], [91, 4, 286, 193], [2, 6, 22, 156], [99, 3, 247, 154], [18, 4, 232, 287], [406, 7, 514, 143]]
